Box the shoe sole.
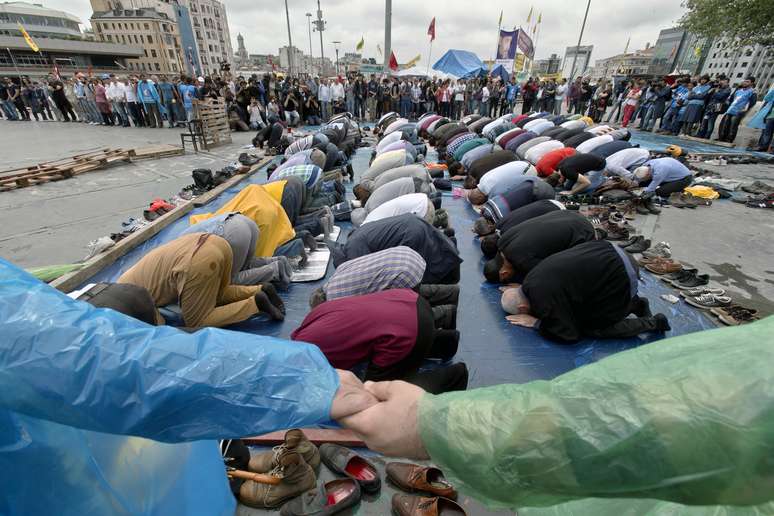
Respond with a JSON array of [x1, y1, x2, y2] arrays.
[[672, 281, 710, 290], [680, 290, 725, 298]]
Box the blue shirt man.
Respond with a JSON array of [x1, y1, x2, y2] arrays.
[[637, 157, 692, 193], [726, 85, 758, 116]]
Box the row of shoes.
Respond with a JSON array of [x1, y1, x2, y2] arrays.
[[237, 429, 467, 515], [638, 248, 760, 326]]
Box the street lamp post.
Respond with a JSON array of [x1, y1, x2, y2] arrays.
[[315, 0, 326, 75], [333, 40, 341, 76], [284, 0, 294, 76], [568, 0, 591, 82], [306, 13, 314, 75]]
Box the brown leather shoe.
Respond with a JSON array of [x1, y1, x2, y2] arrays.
[[391, 494, 467, 515], [386, 462, 457, 499], [249, 429, 320, 474], [644, 260, 682, 275], [239, 450, 316, 509]]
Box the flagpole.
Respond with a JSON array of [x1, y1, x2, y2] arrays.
[[492, 15, 502, 72], [6, 47, 22, 81], [426, 39, 433, 76]]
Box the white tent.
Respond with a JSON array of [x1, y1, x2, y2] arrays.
[[391, 66, 455, 81]]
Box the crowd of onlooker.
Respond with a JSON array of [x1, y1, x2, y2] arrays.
[[1, 69, 771, 151]]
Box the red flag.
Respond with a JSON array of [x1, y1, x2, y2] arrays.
[[427, 17, 436, 41], [388, 51, 399, 71]]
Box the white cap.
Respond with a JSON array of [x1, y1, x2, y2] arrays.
[[197, 76, 205, 82], [633, 166, 651, 181]]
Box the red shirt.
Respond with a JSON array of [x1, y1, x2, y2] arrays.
[[511, 114, 530, 125], [291, 289, 419, 369], [536, 147, 577, 177]]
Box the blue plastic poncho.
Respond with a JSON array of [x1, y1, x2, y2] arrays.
[[0, 259, 339, 515]]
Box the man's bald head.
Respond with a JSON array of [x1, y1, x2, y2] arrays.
[[501, 286, 530, 315], [468, 188, 487, 205]]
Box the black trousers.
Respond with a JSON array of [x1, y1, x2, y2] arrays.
[[655, 175, 692, 197], [418, 284, 460, 306], [435, 264, 461, 285], [55, 99, 77, 121], [584, 296, 664, 339], [717, 113, 743, 142]]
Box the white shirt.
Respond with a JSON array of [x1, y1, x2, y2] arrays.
[[106, 82, 125, 102], [330, 82, 344, 101], [123, 82, 137, 102], [604, 148, 651, 178], [249, 105, 263, 124], [560, 119, 586, 131], [575, 134, 614, 154], [527, 119, 556, 136], [384, 118, 409, 136], [362, 193, 429, 225], [481, 87, 490, 103], [586, 124, 612, 135], [362, 149, 410, 183], [555, 84, 567, 100], [376, 131, 403, 154], [481, 119, 505, 137], [454, 85, 464, 101], [525, 140, 565, 165], [478, 161, 531, 195], [318, 84, 331, 102]]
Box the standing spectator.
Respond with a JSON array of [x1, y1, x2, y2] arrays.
[[74, 75, 95, 123], [590, 81, 611, 123], [65, 78, 85, 122], [248, 98, 266, 129], [318, 78, 331, 121], [0, 77, 19, 120], [465, 78, 475, 115], [345, 77, 355, 115], [84, 77, 101, 124], [48, 75, 76, 122], [578, 80, 593, 115], [283, 88, 301, 126], [697, 76, 730, 139], [717, 76, 757, 143], [94, 78, 113, 125], [125, 76, 144, 126], [678, 75, 712, 135], [422, 79, 434, 114], [542, 79, 556, 112], [331, 77, 345, 114], [157, 75, 180, 128], [11, 79, 29, 121], [638, 81, 657, 130], [521, 78, 537, 114], [398, 79, 411, 118], [107, 75, 129, 126], [553, 78, 566, 114], [659, 78, 689, 133], [380, 79, 391, 115], [181, 77, 197, 123], [20, 80, 36, 120], [411, 79, 422, 118], [480, 81, 491, 116], [621, 80, 643, 127], [566, 78, 581, 115], [452, 80, 464, 118], [750, 84, 774, 151], [366, 75, 379, 120], [488, 79, 500, 117], [605, 80, 627, 122], [389, 78, 400, 114], [354, 75, 366, 119], [137, 75, 162, 128]]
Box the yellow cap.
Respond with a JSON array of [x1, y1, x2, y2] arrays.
[[666, 144, 683, 157]]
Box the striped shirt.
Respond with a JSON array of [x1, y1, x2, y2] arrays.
[[446, 132, 476, 158], [284, 135, 314, 157], [324, 246, 426, 301], [270, 164, 321, 189]]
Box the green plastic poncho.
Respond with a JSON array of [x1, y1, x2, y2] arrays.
[[419, 316, 774, 514]]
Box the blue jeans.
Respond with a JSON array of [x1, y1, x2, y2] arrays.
[[2, 99, 18, 120], [757, 118, 774, 151], [660, 106, 677, 132], [274, 238, 304, 258], [698, 111, 719, 139], [111, 101, 129, 126], [163, 100, 177, 127], [400, 97, 411, 118], [566, 170, 607, 194], [640, 105, 656, 130]]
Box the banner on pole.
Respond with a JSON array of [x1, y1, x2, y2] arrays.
[[495, 29, 518, 70], [516, 29, 534, 59], [514, 53, 526, 72]]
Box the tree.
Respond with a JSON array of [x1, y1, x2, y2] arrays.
[[680, 0, 774, 47]]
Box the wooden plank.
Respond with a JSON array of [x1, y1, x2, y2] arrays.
[[678, 134, 736, 148], [242, 429, 365, 448], [50, 201, 194, 293]]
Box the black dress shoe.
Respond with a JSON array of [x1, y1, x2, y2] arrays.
[[319, 444, 381, 494], [624, 238, 651, 253]]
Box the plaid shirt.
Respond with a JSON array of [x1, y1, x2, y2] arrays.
[[446, 132, 476, 158], [324, 246, 426, 301], [272, 164, 321, 189]]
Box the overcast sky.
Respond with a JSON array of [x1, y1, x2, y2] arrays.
[[48, 0, 687, 66]]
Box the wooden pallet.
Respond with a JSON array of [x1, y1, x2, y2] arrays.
[[194, 99, 232, 148], [0, 145, 184, 192]]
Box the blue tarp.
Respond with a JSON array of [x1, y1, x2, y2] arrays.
[[432, 49, 487, 79], [490, 64, 510, 83]]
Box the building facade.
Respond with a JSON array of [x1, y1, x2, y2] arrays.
[[700, 40, 774, 92], [648, 27, 709, 77], [91, 6, 183, 75], [0, 1, 80, 39], [534, 53, 561, 76], [590, 47, 654, 81], [180, 0, 232, 75], [561, 45, 593, 79]]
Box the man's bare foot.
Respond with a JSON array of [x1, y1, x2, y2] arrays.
[[255, 291, 284, 320], [259, 283, 286, 315]]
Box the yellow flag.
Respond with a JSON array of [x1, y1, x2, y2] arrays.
[[538, 12, 542, 24], [406, 54, 421, 67], [17, 23, 39, 52], [526, 6, 533, 23], [356, 36, 364, 51], [694, 45, 702, 57]]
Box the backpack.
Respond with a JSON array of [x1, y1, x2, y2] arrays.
[[192, 168, 213, 190]]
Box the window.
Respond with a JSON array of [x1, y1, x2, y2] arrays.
[[144, 23, 150, 30], [111, 22, 115, 29], [737, 72, 743, 78], [144, 49, 148, 57], [745, 49, 752, 56], [131, 23, 135, 30], [154, 63, 160, 71], [742, 62, 748, 67], [147, 35, 153, 43], [142, 62, 147, 70], [724, 52, 728, 58], [168, 49, 174, 58], [151, 49, 157, 58], [106, 34, 112, 41], [172, 63, 177, 71]]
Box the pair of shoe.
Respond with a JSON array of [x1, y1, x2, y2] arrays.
[[619, 235, 651, 254], [684, 292, 732, 310], [641, 241, 671, 259], [640, 256, 682, 275], [238, 152, 260, 166], [387, 463, 466, 515], [710, 304, 761, 326], [664, 268, 710, 289], [634, 198, 662, 215], [667, 192, 701, 209], [240, 430, 364, 514]]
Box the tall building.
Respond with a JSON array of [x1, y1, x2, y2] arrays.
[[648, 27, 709, 77], [90, 3, 183, 75], [700, 40, 774, 92], [0, 1, 142, 78], [279, 45, 304, 72], [180, 0, 232, 75], [561, 45, 593, 79], [234, 32, 248, 66]]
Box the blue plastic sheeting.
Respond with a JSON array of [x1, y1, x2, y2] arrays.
[[432, 49, 487, 79], [83, 143, 717, 390], [0, 259, 338, 515], [490, 64, 510, 83], [629, 128, 772, 156]]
